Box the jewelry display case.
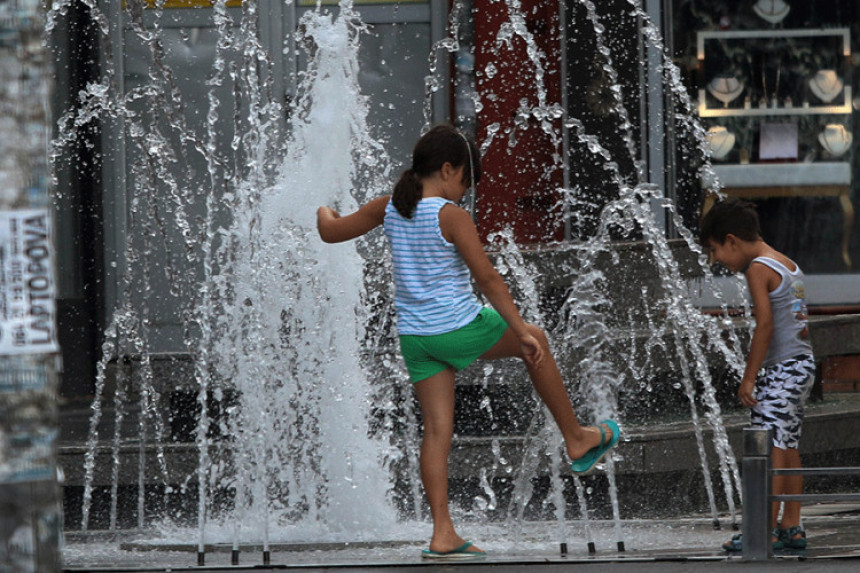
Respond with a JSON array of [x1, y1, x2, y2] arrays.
[[698, 27, 854, 269], [697, 28, 851, 117]]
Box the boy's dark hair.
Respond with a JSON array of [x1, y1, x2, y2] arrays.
[[699, 197, 761, 244], [392, 124, 481, 219]]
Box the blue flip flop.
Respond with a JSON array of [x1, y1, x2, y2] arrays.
[[421, 541, 486, 560], [570, 419, 620, 475]]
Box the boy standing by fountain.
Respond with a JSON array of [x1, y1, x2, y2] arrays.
[[317, 125, 619, 559], [700, 198, 814, 553]]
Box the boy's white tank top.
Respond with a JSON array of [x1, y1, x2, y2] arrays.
[[752, 256, 814, 367], [383, 197, 482, 335]]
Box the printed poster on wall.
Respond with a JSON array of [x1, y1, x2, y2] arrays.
[[0, 210, 58, 356]]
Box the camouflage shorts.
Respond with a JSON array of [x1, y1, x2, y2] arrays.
[[750, 354, 815, 450]]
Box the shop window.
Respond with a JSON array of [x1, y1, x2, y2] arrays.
[[670, 0, 860, 279]]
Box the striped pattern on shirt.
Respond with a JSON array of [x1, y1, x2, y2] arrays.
[[383, 197, 482, 335]]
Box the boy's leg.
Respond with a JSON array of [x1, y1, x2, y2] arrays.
[[751, 356, 812, 537], [413, 368, 482, 554], [759, 356, 813, 538], [772, 446, 803, 532], [478, 323, 608, 460]]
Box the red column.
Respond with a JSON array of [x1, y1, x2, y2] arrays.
[[472, 0, 564, 244]]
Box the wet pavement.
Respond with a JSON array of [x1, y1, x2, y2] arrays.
[[59, 394, 860, 571], [62, 503, 860, 572]]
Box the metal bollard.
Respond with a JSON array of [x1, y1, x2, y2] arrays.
[[741, 427, 772, 561]]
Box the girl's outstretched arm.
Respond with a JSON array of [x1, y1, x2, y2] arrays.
[[317, 195, 390, 243]]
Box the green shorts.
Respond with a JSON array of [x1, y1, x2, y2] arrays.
[[399, 307, 508, 383]]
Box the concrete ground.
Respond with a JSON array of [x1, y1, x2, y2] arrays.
[[62, 503, 860, 572]]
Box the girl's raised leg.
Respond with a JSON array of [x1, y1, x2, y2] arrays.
[[479, 323, 609, 460]]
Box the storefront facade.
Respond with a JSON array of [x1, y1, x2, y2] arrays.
[[463, 0, 859, 308]]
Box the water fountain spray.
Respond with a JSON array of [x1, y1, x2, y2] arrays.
[[49, 0, 751, 555]]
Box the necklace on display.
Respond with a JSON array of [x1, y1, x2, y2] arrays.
[[707, 76, 744, 107], [753, 0, 791, 25], [760, 60, 781, 108], [809, 69, 843, 103]]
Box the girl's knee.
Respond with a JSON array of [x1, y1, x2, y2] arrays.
[[526, 323, 550, 347], [422, 417, 454, 442], [422, 425, 453, 446]]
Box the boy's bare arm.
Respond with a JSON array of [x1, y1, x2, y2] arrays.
[[740, 263, 777, 406], [317, 195, 390, 243]]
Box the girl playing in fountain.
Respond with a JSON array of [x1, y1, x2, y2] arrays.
[[317, 124, 619, 559], [700, 198, 814, 554]]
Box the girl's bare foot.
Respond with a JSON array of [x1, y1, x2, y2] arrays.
[[428, 535, 483, 555], [566, 422, 613, 461]]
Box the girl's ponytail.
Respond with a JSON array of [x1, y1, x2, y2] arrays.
[[392, 124, 480, 219], [392, 168, 422, 219]]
